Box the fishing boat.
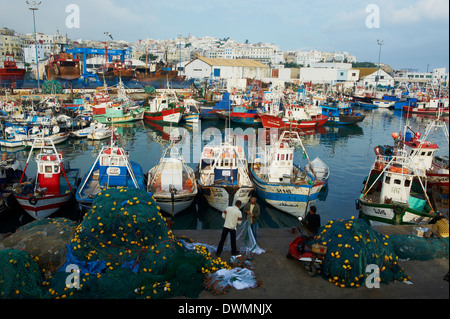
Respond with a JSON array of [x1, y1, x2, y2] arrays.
[[403, 98, 449, 116], [260, 103, 328, 129], [45, 52, 81, 81], [12, 138, 80, 220], [248, 130, 326, 218], [356, 148, 437, 226], [147, 141, 198, 216], [321, 103, 365, 125], [86, 125, 114, 140], [181, 98, 201, 124], [197, 136, 254, 212], [372, 99, 395, 108], [355, 100, 378, 108], [22, 131, 70, 148], [70, 122, 108, 138], [75, 139, 146, 210], [0, 53, 26, 83], [93, 105, 144, 124], [374, 118, 449, 190], [199, 91, 233, 120], [144, 92, 184, 124], [228, 102, 262, 126], [96, 61, 134, 82]]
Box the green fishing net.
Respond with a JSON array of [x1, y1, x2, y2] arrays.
[[388, 235, 449, 261], [0, 249, 42, 299], [41, 188, 231, 299], [312, 218, 410, 288]]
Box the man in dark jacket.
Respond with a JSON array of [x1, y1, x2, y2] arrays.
[[304, 205, 320, 235], [242, 197, 260, 242]]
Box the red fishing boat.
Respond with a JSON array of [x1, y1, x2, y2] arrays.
[[403, 98, 449, 116], [144, 92, 184, 123], [12, 137, 80, 220], [260, 113, 328, 129], [0, 53, 26, 82]]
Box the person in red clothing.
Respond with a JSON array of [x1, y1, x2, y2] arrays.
[[216, 200, 242, 257]]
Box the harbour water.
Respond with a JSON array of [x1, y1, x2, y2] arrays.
[[1, 107, 448, 231]]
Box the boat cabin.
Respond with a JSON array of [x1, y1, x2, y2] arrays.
[[98, 147, 129, 186], [403, 132, 438, 173], [36, 152, 63, 195], [267, 141, 294, 183]]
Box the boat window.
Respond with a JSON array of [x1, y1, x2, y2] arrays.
[[385, 176, 391, 184], [394, 179, 401, 185], [427, 151, 432, 156], [405, 179, 411, 187], [45, 166, 52, 173], [421, 152, 426, 156], [290, 154, 293, 160], [281, 154, 285, 161]]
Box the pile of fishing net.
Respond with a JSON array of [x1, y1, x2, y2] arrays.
[[388, 234, 449, 261], [0, 249, 43, 299], [312, 218, 410, 288], [42, 188, 232, 299], [0, 218, 76, 274]]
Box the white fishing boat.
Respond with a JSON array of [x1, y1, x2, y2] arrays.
[[249, 130, 326, 218], [356, 149, 437, 226], [22, 131, 70, 148], [70, 122, 108, 138], [12, 137, 80, 220], [147, 141, 198, 216], [197, 136, 254, 212], [87, 125, 114, 141]]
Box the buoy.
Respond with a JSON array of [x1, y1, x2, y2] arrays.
[[392, 132, 399, 139]]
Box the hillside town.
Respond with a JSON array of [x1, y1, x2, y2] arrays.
[[1, 27, 448, 93]]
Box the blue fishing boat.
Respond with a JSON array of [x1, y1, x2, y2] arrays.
[[321, 102, 365, 125], [199, 92, 232, 119], [76, 140, 146, 210], [355, 100, 378, 108], [249, 131, 326, 218]]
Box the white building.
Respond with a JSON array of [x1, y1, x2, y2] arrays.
[[297, 63, 359, 88], [432, 68, 448, 87], [355, 68, 394, 87], [184, 56, 270, 80]]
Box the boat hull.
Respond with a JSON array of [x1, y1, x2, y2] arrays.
[[144, 107, 183, 123], [260, 114, 328, 129], [153, 194, 196, 215], [14, 192, 72, 220], [230, 112, 261, 125], [403, 106, 449, 116], [94, 110, 144, 124], [250, 169, 324, 217], [199, 184, 253, 212], [357, 199, 435, 226]]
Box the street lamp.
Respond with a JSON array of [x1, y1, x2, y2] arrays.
[[375, 39, 383, 96], [26, 1, 42, 90]]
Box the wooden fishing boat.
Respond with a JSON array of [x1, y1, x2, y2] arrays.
[[12, 138, 80, 219]]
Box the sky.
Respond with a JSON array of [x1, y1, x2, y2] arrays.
[[1, 0, 448, 72]]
